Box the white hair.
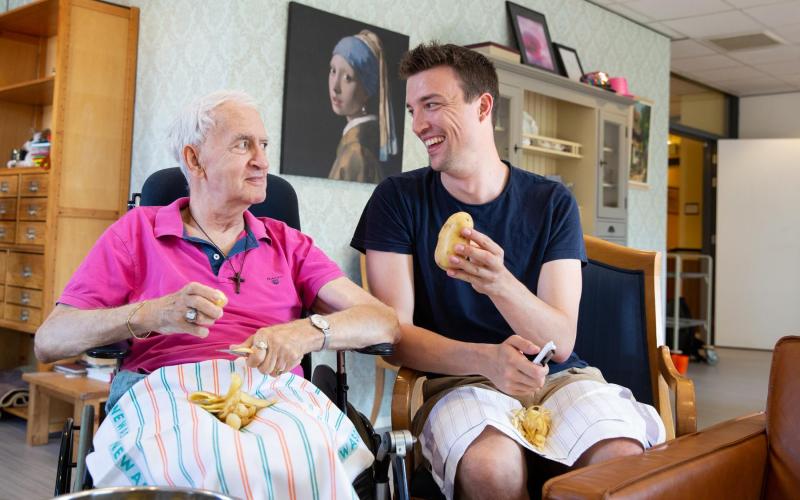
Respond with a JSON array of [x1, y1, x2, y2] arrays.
[[167, 90, 259, 180]]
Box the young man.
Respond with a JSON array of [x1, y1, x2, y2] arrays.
[[352, 43, 664, 500]]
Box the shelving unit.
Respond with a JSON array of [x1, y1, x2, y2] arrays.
[[666, 252, 716, 362], [490, 56, 632, 245], [0, 0, 138, 388]]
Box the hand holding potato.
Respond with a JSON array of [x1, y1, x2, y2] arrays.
[[133, 282, 227, 338]]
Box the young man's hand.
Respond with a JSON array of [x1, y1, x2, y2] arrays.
[[483, 335, 548, 396]]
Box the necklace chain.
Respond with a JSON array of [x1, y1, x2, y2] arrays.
[[189, 210, 249, 294]]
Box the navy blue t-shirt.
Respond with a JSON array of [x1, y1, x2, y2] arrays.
[[351, 163, 588, 375]]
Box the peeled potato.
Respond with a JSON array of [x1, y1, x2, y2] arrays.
[[189, 373, 276, 430], [214, 291, 228, 307], [434, 211, 474, 270]]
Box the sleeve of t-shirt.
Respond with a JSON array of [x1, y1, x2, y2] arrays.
[[58, 223, 137, 309], [543, 184, 588, 265], [350, 178, 414, 255], [281, 225, 345, 310]]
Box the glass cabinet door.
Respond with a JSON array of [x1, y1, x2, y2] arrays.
[[493, 83, 522, 164], [598, 112, 628, 219]]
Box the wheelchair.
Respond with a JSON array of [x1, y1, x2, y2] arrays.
[[52, 168, 413, 498]]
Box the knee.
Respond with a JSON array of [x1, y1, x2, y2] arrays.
[[577, 438, 643, 467], [456, 427, 527, 499]]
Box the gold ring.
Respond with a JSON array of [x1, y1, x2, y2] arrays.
[[254, 340, 268, 351]]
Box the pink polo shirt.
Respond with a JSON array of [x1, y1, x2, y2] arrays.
[[58, 197, 343, 374]]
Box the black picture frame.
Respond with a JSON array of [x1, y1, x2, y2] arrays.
[[280, 2, 408, 183], [506, 2, 558, 74], [553, 43, 584, 82]]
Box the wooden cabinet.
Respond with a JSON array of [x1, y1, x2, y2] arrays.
[[0, 0, 138, 368], [490, 57, 633, 245]]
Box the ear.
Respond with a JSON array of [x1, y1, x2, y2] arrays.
[[477, 93, 494, 123], [183, 145, 205, 178]]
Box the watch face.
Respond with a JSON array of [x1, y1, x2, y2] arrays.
[[311, 314, 329, 329]]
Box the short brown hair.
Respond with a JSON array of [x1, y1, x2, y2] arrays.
[[399, 42, 499, 108]]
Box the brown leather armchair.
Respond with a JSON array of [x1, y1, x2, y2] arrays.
[[543, 335, 800, 500]]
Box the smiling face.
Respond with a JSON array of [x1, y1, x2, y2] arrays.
[[192, 102, 270, 208], [329, 54, 369, 119], [405, 65, 485, 173]]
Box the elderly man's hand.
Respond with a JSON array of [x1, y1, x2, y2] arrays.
[[232, 321, 315, 376], [483, 335, 548, 397], [143, 282, 227, 337]]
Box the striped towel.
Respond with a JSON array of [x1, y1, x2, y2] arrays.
[[87, 358, 373, 500]]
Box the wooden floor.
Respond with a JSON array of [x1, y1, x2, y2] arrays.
[[0, 347, 774, 499]]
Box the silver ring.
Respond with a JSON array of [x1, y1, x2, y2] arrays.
[[254, 340, 268, 351], [184, 307, 198, 323]]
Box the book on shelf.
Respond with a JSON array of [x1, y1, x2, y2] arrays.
[[465, 42, 521, 64], [86, 366, 114, 383], [54, 362, 87, 375]]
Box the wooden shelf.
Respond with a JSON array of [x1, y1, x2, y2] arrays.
[[522, 133, 583, 159], [0, 0, 58, 38], [0, 76, 54, 106], [2, 405, 27, 419]]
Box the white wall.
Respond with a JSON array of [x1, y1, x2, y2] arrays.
[[716, 139, 800, 349], [739, 92, 800, 139]]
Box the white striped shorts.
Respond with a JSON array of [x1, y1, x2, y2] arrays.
[[419, 370, 666, 500]]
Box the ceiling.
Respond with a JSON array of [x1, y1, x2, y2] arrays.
[[592, 0, 800, 96]]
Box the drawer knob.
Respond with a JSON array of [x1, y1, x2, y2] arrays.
[[0, 228, 5, 238], [0, 182, 8, 193], [27, 206, 39, 216], [608, 225, 615, 233], [21, 292, 30, 305], [0, 206, 6, 215], [20, 309, 30, 322], [26, 227, 37, 240], [28, 181, 39, 193], [22, 265, 32, 278]]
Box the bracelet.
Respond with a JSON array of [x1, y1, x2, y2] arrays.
[[126, 301, 152, 339]]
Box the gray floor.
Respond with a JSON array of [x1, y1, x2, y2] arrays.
[[0, 347, 774, 499]]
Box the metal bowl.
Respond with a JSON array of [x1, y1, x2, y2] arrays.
[[53, 486, 237, 500]]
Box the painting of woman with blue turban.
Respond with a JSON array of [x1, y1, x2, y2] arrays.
[[281, 3, 407, 184], [328, 30, 397, 182]]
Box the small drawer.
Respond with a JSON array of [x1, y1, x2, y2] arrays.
[[6, 286, 43, 308], [18, 198, 47, 221], [0, 222, 16, 243], [0, 176, 18, 198], [20, 174, 49, 197], [4, 304, 42, 327], [7, 252, 44, 289], [0, 199, 16, 220], [595, 220, 626, 239], [16, 221, 46, 246]]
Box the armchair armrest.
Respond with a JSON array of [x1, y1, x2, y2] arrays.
[[657, 345, 697, 436], [543, 413, 767, 500]]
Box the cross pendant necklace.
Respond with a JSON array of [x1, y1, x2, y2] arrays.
[[189, 211, 249, 294]]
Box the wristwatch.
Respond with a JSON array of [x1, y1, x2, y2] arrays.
[[309, 314, 331, 351]]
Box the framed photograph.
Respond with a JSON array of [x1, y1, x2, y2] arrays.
[[553, 43, 583, 82], [629, 97, 653, 188], [506, 2, 558, 74], [281, 2, 408, 184]]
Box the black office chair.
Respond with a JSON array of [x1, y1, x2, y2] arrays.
[[55, 167, 411, 499]]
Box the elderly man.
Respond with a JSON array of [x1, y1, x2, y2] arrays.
[[35, 90, 399, 497], [352, 43, 664, 500]]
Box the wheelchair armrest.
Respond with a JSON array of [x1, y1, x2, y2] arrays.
[[86, 341, 130, 360], [355, 343, 394, 356]]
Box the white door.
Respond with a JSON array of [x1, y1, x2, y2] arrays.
[[716, 139, 800, 349]]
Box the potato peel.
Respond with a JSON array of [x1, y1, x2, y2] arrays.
[[189, 373, 276, 430], [510, 405, 552, 449]]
